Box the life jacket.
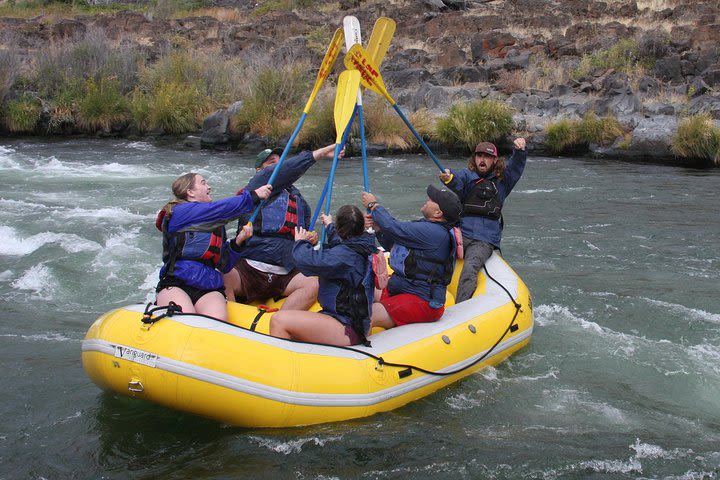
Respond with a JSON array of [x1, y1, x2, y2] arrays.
[[318, 244, 375, 346], [242, 190, 306, 240], [389, 226, 457, 306], [463, 177, 502, 220], [159, 210, 226, 276]]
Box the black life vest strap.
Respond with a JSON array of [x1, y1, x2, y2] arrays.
[[250, 304, 278, 331]]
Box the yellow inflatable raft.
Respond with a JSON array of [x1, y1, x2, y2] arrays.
[[82, 252, 533, 428]]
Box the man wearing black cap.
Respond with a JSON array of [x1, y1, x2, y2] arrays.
[[438, 137, 527, 303], [361, 186, 461, 329], [224, 143, 340, 310]]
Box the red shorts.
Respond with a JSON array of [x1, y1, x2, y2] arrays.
[[379, 289, 444, 326]]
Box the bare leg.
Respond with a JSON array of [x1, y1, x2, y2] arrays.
[[370, 302, 396, 329], [270, 310, 351, 345], [156, 287, 196, 314], [281, 273, 319, 311], [223, 268, 240, 302], [194, 291, 228, 321]]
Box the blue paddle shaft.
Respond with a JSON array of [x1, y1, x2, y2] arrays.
[[358, 105, 370, 192], [310, 106, 358, 228], [248, 111, 308, 224], [318, 143, 345, 249], [392, 104, 445, 172]]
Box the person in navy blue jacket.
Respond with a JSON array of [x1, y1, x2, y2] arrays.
[[270, 205, 376, 346], [224, 144, 342, 310], [362, 186, 461, 329], [155, 172, 271, 321], [439, 137, 527, 302]]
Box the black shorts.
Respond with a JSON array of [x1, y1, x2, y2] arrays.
[[232, 259, 300, 303], [156, 276, 226, 305]]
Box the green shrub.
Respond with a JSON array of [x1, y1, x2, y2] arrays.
[[435, 99, 514, 150], [4, 95, 41, 133], [76, 77, 130, 132], [35, 27, 142, 98], [571, 38, 657, 80], [544, 118, 582, 154], [544, 113, 626, 154], [252, 0, 312, 16], [671, 113, 720, 166], [138, 49, 237, 105], [296, 93, 335, 147], [362, 98, 414, 150], [579, 112, 624, 146], [45, 80, 84, 133], [234, 64, 310, 140], [132, 81, 206, 134]]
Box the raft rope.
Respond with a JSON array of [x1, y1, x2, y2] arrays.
[[142, 301, 182, 325], [330, 264, 522, 377], [139, 264, 523, 378]]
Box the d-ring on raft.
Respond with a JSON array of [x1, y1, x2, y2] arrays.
[[81, 252, 533, 428]]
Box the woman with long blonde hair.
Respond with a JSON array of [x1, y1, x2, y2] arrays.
[[154, 172, 271, 320]]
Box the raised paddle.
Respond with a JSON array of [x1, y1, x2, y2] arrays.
[[345, 43, 446, 172], [247, 28, 344, 224], [310, 18, 397, 228], [319, 69, 362, 249], [343, 15, 369, 192]]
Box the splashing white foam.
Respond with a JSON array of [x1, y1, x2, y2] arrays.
[[630, 438, 692, 460], [248, 435, 341, 455], [58, 206, 150, 223], [0, 226, 102, 256], [11, 263, 57, 297], [640, 297, 720, 324]]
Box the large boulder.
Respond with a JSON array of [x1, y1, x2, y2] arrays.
[[201, 100, 243, 148], [624, 116, 677, 159]]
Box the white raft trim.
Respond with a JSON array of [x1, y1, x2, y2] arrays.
[[82, 326, 531, 407]]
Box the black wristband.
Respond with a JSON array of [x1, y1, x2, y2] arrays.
[[367, 202, 377, 210], [250, 190, 259, 204]]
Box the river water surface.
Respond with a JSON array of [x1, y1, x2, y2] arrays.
[[1, 138, 719, 479]]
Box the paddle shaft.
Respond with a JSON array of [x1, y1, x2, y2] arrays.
[[247, 30, 344, 224]]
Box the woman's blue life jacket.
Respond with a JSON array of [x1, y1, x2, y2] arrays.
[[156, 192, 255, 291], [292, 232, 377, 344]]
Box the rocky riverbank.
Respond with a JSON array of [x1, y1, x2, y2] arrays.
[[1, 0, 719, 166]]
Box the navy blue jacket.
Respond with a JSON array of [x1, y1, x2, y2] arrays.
[[372, 206, 455, 307], [158, 191, 255, 290], [445, 148, 527, 247], [292, 232, 376, 332], [237, 150, 315, 270]]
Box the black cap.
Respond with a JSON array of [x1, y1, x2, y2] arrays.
[[427, 185, 462, 223]]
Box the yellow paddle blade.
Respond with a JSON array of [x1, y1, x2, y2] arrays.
[[304, 28, 344, 113], [344, 44, 395, 105], [334, 70, 361, 144], [366, 17, 396, 66]]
